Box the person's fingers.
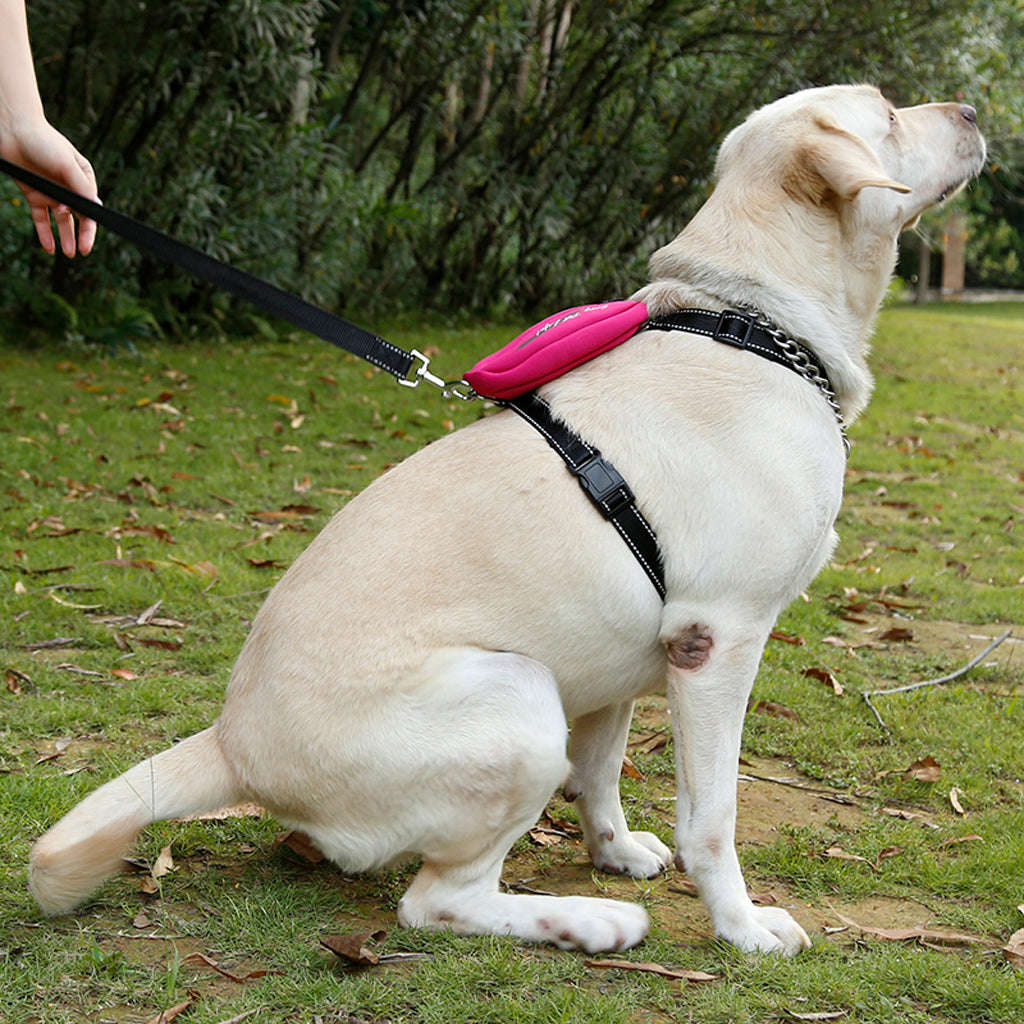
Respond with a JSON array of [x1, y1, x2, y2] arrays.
[[29, 201, 56, 255], [54, 203, 78, 258]]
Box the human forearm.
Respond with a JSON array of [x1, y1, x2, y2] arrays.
[[0, 0, 47, 130]]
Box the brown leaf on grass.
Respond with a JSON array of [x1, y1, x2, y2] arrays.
[[880, 627, 915, 642], [111, 668, 139, 681], [880, 807, 928, 822], [770, 630, 805, 646], [528, 827, 564, 847], [621, 755, 644, 780], [28, 515, 82, 537], [802, 666, 844, 696], [668, 878, 700, 897], [98, 558, 160, 571], [832, 911, 988, 948], [111, 523, 176, 544], [629, 731, 670, 755], [321, 929, 388, 966], [144, 997, 194, 1024], [585, 959, 718, 983], [937, 834, 984, 850], [139, 845, 175, 894], [172, 802, 264, 823], [274, 829, 326, 863], [904, 756, 941, 782], [129, 636, 184, 651], [540, 809, 581, 835], [170, 557, 218, 579], [1003, 927, 1024, 970], [824, 846, 879, 873], [183, 951, 283, 983], [245, 557, 287, 569], [747, 698, 803, 723], [5, 668, 32, 693], [784, 1012, 848, 1022]]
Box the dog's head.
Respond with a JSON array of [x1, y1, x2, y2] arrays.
[[717, 84, 987, 231], [638, 85, 986, 422]]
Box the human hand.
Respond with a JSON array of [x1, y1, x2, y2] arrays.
[[1, 118, 98, 256]]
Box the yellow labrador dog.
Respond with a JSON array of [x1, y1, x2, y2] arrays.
[[31, 85, 985, 955]]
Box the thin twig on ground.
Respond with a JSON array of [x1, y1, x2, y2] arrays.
[[862, 630, 1013, 740]]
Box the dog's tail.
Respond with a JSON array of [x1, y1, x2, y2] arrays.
[[30, 727, 241, 915]]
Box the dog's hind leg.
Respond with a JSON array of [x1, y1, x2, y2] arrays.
[[565, 701, 672, 878], [394, 651, 649, 953]]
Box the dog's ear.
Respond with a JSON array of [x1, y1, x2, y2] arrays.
[[789, 120, 911, 203]]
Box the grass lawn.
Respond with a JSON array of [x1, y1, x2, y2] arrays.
[[1, 302, 1023, 1023]]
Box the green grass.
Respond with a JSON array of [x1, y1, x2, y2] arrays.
[[2, 304, 1023, 1023]]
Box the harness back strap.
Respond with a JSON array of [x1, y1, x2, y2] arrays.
[[506, 392, 667, 600]]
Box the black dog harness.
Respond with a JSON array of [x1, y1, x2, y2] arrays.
[[506, 309, 844, 601]]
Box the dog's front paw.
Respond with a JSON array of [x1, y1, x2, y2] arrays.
[[718, 905, 811, 956], [588, 829, 672, 879]]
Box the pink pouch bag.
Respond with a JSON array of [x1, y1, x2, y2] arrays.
[[464, 300, 648, 400]]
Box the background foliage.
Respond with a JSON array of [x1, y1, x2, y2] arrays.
[[1, 0, 1021, 333]]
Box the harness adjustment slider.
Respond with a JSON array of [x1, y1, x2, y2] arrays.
[[712, 309, 757, 349]]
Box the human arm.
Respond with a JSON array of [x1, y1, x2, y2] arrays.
[[0, 0, 98, 255]]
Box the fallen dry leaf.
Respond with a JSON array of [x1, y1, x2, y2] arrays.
[[879, 627, 915, 642], [321, 929, 388, 966], [183, 951, 282, 983], [275, 829, 326, 863], [824, 846, 879, 873], [747, 698, 803, 723], [903, 755, 941, 783], [172, 802, 264, 823], [1003, 927, 1024, 970], [949, 787, 966, 815], [144, 997, 194, 1024], [802, 666, 844, 696], [585, 959, 717, 983], [937, 834, 984, 850], [784, 1012, 847, 1022], [151, 846, 174, 880], [5, 668, 31, 693], [528, 827, 564, 847], [770, 630, 805, 646], [880, 807, 928, 822], [833, 911, 988, 948]]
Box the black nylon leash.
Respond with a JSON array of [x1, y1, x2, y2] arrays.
[[0, 155, 425, 385]]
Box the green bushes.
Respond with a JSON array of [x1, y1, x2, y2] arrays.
[[5, 0, 1017, 334]]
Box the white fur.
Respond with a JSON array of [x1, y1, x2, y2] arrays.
[[30, 85, 985, 955]]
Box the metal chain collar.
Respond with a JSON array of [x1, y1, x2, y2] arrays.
[[743, 309, 850, 455]]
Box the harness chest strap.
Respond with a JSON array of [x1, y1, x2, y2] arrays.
[[505, 392, 667, 601]]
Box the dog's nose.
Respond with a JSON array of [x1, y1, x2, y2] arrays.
[[960, 104, 978, 125]]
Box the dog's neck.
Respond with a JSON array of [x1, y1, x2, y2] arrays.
[[632, 188, 904, 423]]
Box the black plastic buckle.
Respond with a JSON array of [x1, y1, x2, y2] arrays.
[[713, 309, 757, 349], [571, 454, 636, 517]]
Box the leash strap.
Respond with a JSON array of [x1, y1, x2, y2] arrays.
[[0, 156, 422, 383], [506, 392, 666, 600]]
